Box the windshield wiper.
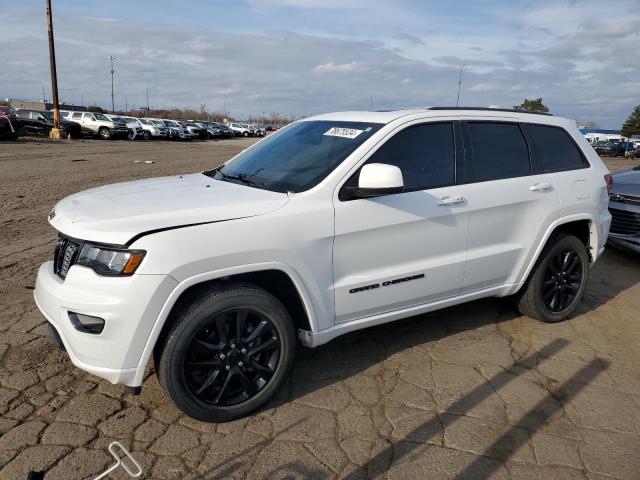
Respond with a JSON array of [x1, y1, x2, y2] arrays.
[[204, 166, 263, 188]]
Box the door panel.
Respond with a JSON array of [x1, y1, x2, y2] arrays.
[[462, 121, 560, 291], [463, 175, 559, 290], [333, 186, 470, 323], [332, 120, 469, 323]]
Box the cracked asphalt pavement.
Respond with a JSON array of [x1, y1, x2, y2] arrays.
[[1, 138, 639, 479]]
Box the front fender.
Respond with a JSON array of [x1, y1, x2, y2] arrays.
[[132, 261, 319, 385]]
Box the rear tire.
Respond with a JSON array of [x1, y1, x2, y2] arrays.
[[155, 283, 295, 422], [517, 233, 589, 323], [143, 130, 151, 140]]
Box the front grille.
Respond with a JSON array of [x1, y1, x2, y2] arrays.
[[54, 236, 81, 279], [609, 208, 640, 236], [615, 193, 640, 205]]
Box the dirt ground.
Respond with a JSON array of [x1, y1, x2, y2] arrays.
[[1, 138, 639, 479]]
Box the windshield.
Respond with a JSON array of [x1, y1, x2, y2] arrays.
[[141, 119, 154, 125], [213, 120, 382, 193]]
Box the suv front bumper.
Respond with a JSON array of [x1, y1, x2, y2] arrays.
[[34, 261, 177, 386]]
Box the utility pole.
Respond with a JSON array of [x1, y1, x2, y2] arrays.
[[370, 93, 373, 109], [145, 86, 149, 111], [456, 64, 465, 108], [125, 97, 128, 112], [45, 0, 61, 139], [108, 55, 116, 113]]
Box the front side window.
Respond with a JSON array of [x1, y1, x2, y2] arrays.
[[73, 112, 83, 120], [94, 114, 109, 121], [363, 122, 456, 191], [467, 122, 530, 182], [527, 124, 588, 172], [212, 120, 382, 193]]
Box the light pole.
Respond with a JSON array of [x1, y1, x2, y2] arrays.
[[456, 64, 465, 108], [146, 86, 150, 111], [45, 0, 61, 139], [108, 55, 116, 113]]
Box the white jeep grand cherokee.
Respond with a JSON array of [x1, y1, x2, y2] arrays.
[[34, 108, 612, 422]]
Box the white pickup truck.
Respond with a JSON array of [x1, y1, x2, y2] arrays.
[[63, 111, 129, 139], [34, 107, 611, 422]]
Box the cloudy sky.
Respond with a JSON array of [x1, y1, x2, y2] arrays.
[[1, 0, 638, 127]]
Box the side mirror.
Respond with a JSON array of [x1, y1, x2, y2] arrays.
[[345, 163, 404, 199]]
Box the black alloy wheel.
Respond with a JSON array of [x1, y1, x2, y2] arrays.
[[516, 233, 589, 323], [156, 283, 295, 422], [184, 308, 281, 407], [540, 249, 584, 312]]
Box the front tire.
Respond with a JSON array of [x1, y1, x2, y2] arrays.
[[99, 127, 112, 140], [156, 283, 295, 422], [143, 130, 151, 140], [516, 233, 589, 323]]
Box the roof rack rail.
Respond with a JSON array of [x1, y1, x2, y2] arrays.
[[428, 106, 553, 116]]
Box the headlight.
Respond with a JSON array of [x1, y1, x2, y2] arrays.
[[76, 244, 146, 276]]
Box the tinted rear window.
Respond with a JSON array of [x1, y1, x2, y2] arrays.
[[467, 122, 530, 182], [527, 125, 588, 172]]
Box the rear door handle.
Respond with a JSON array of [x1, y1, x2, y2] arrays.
[[437, 195, 465, 206], [529, 182, 552, 192]]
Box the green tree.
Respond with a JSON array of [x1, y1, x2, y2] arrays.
[[621, 105, 640, 138], [513, 98, 549, 113]]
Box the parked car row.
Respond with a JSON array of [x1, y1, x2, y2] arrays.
[[1, 106, 284, 142], [593, 140, 627, 157]]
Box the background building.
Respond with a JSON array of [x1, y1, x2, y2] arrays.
[[3, 98, 87, 112], [579, 128, 624, 143]]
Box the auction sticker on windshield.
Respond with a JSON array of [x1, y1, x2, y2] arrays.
[[323, 127, 363, 139]]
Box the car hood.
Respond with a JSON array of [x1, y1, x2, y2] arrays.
[[49, 173, 289, 245], [611, 167, 640, 196]]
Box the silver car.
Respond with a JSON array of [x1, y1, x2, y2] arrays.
[[608, 166, 640, 253]]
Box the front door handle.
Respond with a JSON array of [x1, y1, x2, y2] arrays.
[[437, 195, 465, 206], [529, 182, 552, 192]]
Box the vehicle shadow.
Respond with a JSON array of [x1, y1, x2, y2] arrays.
[[194, 336, 608, 479], [280, 245, 637, 408], [237, 340, 608, 480], [239, 246, 634, 478]]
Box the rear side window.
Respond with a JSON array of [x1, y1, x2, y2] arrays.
[[467, 122, 530, 182], [365, 122, 456, 191], [527, 125, 588, 172]]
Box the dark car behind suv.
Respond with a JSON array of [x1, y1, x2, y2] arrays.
[[17, 109, 82, 138], [594, 141, 626, 157], [0, 105, 22, 140], [608, 166, 640, 253]]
